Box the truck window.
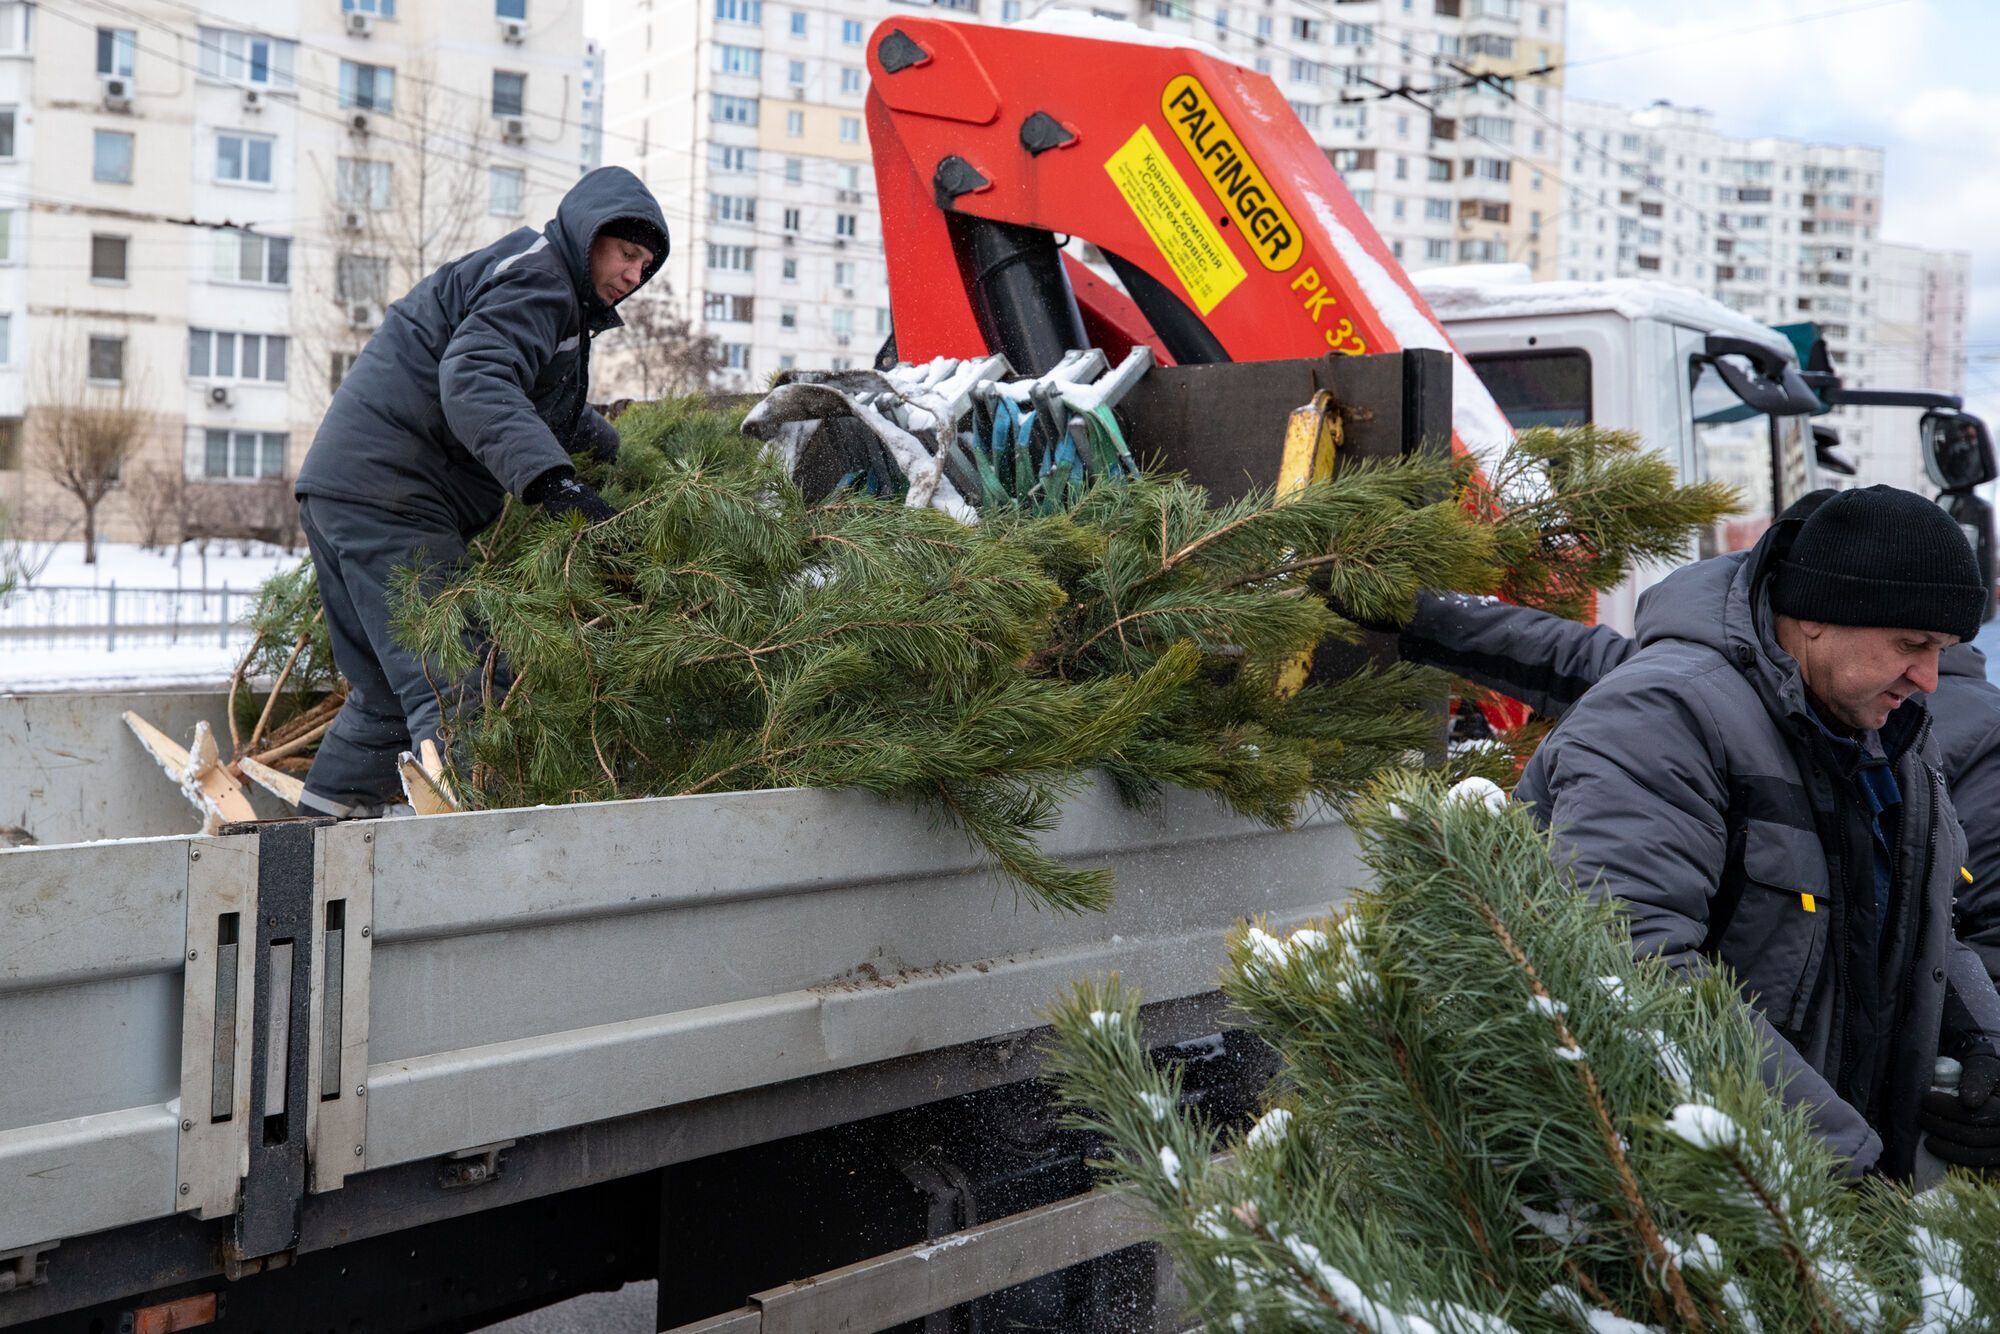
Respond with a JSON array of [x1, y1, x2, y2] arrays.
[[1466, 349, 1592, 429]]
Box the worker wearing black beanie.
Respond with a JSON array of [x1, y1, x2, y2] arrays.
[[1772, 484, 1987, 644]]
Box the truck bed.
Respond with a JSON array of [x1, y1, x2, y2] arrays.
[[0, 688, 1356, 1327]]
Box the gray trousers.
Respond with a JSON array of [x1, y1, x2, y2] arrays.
[[298, 494, 477, 815]]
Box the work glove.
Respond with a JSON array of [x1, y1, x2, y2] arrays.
[[524, 466, 616, 524], [1919, 1049, 2000, 1170]]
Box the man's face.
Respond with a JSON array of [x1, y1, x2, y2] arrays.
[[589, 234, 653, 306], [1786, 619, 1957, 731]]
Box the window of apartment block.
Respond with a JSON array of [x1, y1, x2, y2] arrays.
[[189, 330, 288, 383], [1289, 59, 1321, 85], [90, 234, 128, 283], [1424, 238, 1450, 261], [93, 130, 134, 183], [0, 415, 18, 470], [1426, 157, 1450, 182], [786, 110, 804, 137], [336, 254, 390, 305], [1002, 0, 1021, 19], [497, 0, 527, 18], [706, 243, 754, 272], [711, 193, 755, 223], [780, 305, 797, 330], [876, 307, 891, 335], [97, 27, 136, 77], [0, 5, 29, 58], [837, 164, 861, 192], [842, 18, 863, 42], [1255, 15, 1271, 37], [1333, 22, 1371, 44], [492, 70, 526, 117], [198, 27, 297, 88], [784, 157, 803, 185], [718, 45, 760, 76], [789, 11, 806, 36], [840, 67, 863, 95], [337, 157, 393, 209], [711, 94, 758, 125], [839, 116, 860, 144], [204, 429, 287, 480], [714, 0, 761, 21], [216, 131, 275, 185], [0, 211, 13, 264], [213, 228, 290, 286], [781, 257, 798, 281], [830, 308, 854, 337], [1289, 102, 1318, 128], [835, 213, 856, 238], [723, 343, 750, 370], [330, 351, 360, 392], [782, 206, 800, 232], [0, 107, 14, 159], [833, 260, 855, 287], [711, 144, 755, 173], [1291, 17, 1319, 41], [786, 59, 806, 85], [340, 61, 394, 112], [88, 335, 125, 384], [489, 166, 525, 216], [343, 0, 397, 14]]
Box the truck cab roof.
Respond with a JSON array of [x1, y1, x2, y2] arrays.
[[1415, 263, 1799, 364]]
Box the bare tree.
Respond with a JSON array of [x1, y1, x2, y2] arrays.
[[35, 332, 150, 565], [596, 283, 725, 401], [305, 59, 500, 414], [124, 462, 188, 551]]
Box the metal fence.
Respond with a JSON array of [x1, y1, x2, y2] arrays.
[[0, 584, 252, 652]]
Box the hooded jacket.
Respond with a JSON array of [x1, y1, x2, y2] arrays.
[[1403, 583, 2000, 982], [296, 167, 669, 535], [1514, 526, 2000, 1176]]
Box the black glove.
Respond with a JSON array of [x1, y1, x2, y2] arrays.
[[524, 467, 616, 524], [1920, 1050, 2000, 1169]]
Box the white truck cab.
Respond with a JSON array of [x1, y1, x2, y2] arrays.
[[1418, 264, 1822, 633]]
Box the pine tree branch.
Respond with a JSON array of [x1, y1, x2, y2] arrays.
[[1468, 896, 1704, 1331]]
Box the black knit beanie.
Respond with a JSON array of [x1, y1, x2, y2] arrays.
[[1771, 484, 1986, 641], [597, 215, 668, 263]]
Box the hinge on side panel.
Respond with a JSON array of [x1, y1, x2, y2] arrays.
[[0, 1241, 56, 1295], [438, 1140, 515, 1190]]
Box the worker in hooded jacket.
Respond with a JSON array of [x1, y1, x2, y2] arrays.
[[1447, 486, 2000, 1178], [292, 166, 669, 820]]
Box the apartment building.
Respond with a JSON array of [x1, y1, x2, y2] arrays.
[[1558, 98, 1896, 474], [598, 0, 1568, 391], [0, 0, 583, 545], [1860, 241, 1970, 496], [581, 38, 606, 174]]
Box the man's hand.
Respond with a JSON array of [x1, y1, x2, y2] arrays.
[[524, 466, 616, 524], [1920, 1050, 2000, 1169]]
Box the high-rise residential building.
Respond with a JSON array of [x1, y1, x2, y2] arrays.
[[598, 0, 1568, 391], [1860, 242, 1970, 495], [1557, 98, 1892, 473], [0, 0, 583, 545], [581, 39, 607, 174]]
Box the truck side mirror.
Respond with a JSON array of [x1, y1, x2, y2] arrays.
[[1813, 425, 1857, 477], [1701, 336, 1822, 418], [1922, 410, 1996, 492]]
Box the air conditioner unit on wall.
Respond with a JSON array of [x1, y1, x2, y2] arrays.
[[500, 116, 527, 144], [346, 11, 373, 36], [500, 17, 527, 42], [348, 113, 370, 136], [101, 76, 133, 110], [208, 385, 233, 408], [340, 209, 367, 232], [242, 86, 265, 112], [348, 303, 378, 329]]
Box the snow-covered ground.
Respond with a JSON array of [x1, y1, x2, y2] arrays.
[[11, 537, 304, 592], [1, 540, 303, 693]]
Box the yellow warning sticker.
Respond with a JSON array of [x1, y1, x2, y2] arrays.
[[1105, 123, 1246, 317]]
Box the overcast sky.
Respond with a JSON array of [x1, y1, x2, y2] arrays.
[[1561, 0, 1997, 425]]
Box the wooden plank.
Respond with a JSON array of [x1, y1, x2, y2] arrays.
[[238, 755, 305, 807]]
